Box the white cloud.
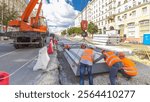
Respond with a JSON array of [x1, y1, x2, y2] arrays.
[[42, 0, 79, 33]]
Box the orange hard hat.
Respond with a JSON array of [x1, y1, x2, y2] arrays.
[[118, 52, 125, 58]]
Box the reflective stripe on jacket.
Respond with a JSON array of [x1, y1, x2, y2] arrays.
[[80, 49, 94, 65], [103, 51, 121, 67], [121, 58, 138, 76]]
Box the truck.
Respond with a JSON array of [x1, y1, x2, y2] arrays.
[[6, 0, 48, 49]]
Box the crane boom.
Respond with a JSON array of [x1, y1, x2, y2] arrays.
[[21, 0, 39, 22], [35, 1, 42, 23], [7, 0, 48, 49]]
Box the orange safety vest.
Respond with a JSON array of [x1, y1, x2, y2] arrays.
[[81, 49, 94, 63], [121, 58, 138, 76], [103, 51, 121, 67]]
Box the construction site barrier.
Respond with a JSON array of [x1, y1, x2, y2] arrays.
[[0, 71, 9, 85], [33, 47, 50, 71]]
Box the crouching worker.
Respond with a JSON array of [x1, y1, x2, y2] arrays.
[[118, 52, 138, 79], [94, 50, 122, 85], [79, 45, 95, 85]]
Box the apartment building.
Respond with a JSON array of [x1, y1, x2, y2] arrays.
[[115, 0, 150, 41], [75, 0, 150, 42], [75, 0, 115, 34]]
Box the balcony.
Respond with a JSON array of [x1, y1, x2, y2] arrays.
[[108, 14, 115, 20]]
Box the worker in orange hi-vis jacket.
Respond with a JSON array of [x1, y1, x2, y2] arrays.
[[94, 50, 122, 85], [118, 52, 138, 80], [79, 45, 96, 85]]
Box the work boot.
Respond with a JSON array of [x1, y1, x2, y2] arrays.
[[126, 77, 132, 81]]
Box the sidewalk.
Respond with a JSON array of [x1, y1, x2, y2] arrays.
[[36, 51, 60, 85]]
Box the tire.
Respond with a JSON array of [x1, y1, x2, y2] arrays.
[[14, 44, 19, 49], [38, 38, 44, 48], [38, 42, 43, 48]]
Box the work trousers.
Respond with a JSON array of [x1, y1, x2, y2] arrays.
[[109, 62, 122, 85], [80, 63, 93, 85], [118, 69, 132, 79]]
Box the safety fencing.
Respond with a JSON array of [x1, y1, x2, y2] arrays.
[[33, 47, 50, 71]]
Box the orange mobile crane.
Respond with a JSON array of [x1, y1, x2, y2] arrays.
[[8, 0, 48, 49]]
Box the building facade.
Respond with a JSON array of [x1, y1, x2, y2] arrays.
[[115, 0, 150, 41], [75, 0, 150, 42]]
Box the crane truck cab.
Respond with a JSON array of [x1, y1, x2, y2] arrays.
[[7, 0, 48, 49]]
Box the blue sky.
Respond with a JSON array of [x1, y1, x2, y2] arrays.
[[27, 0, 90, 11], [71, 0, 90, 11]]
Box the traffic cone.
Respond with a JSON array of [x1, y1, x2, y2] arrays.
[[47, 40, 54, 54], [0, 71, 9, 85]]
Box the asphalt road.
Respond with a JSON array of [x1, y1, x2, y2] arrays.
[[0, 40, 43, 85]]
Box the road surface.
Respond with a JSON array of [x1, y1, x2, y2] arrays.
[[0, 40, 42, 85]]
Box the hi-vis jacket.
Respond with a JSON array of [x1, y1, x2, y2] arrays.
[[103, 51, 121, 67], [80, 49, 94, 66], [121, 57, 138, 76]]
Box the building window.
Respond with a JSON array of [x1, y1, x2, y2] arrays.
[[118, 9, 121, 13], [128, 22, 135, 27], [124, 0, 128, 4], [110, 26, 114, 30], [118, 2, 121, 7], [125, 5, 128, 10], [127, 22, 135, 36], [139, 20, 149, 26], [142, 7, 147, 14], [133, 1, 136, 7], [118, 16, 121, 21], [143, 0, 148, 3], [132, 11, 136, 17], [122, 14, 127, 19]]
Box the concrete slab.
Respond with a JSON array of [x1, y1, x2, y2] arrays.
[[64, 48, 109, 76], [95, 45, 132, 55]]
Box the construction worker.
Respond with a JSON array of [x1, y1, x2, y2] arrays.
[[79, 45, 95, 85], [94, 50, 122, 85], [118, 52, 138, 79], [81, 44, 86, 49]]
